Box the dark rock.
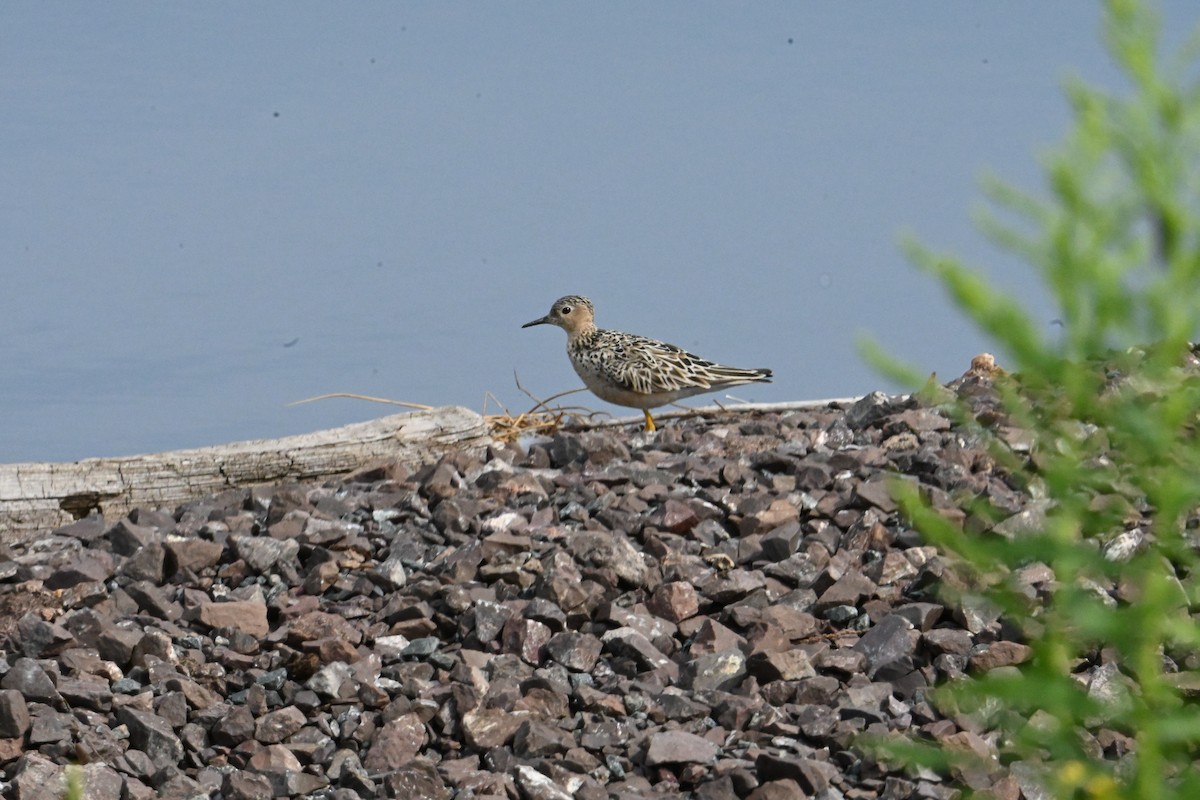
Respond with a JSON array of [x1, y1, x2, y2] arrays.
[[125, 581, 182, 620], [0, 689, 30, 737], [748, 649, 815, 682], [513, 718, 574, 758], [814, 569, 877, 610], [56, 676, 113, 712], [44, 550, 115, 589], [760, 521, 803, 561], [381, 759, 449, 800], [97, 622, 144, 666], [894, 601, 944, 631], [119, 542, 166, 582], [1, 658, 60, 704], [15, 614, 75, 658], [756, 751, 840, 794], [853, 613, 916, 676], [212, 704, 256, 747], [739, 499, 800, 536], [118, 707, 184, 769], [924, 628, 975, 656], [107, 518, 163, 555], [602, 628, 675, 674], [502, 617, 552, 665]]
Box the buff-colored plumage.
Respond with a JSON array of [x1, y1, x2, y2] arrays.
[[522, 295, 772, 431]]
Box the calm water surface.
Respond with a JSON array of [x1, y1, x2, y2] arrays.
[[3, 3, 1196, 462]]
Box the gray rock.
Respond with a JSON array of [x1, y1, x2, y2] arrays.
[[644, 730, 720, 766], [55, 676, 113, 712], [117, 707, 183, 769], [1, 658, 60, 704], [44, 550, 116, 589], [759, 520, 803, 561], [233, 535, 300, 574], [15, 614, 75, 658], [512, 718, 574, 757], [107, 519, 163, 555], [684, 650, 747, 692], [853, 613, 916, 676]]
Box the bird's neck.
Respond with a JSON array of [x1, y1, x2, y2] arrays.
[[567, 324, 600, 347]]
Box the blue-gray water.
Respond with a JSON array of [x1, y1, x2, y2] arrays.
[[3, 3, 1195, 462]]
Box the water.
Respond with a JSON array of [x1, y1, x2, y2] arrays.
[[3, 2, 1195, 462]]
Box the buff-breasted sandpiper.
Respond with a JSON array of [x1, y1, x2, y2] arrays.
[[522, 295, 773, 432]]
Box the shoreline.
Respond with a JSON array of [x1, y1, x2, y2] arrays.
[[0, 377, 1039, 798]]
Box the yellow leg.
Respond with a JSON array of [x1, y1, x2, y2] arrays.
[[643, 409, 657, 432]]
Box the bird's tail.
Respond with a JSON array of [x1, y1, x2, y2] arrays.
[[711, 366, 773, 385]]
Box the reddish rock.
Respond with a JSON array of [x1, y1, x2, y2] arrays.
[[363, 712, 427, 771], [740, 499, 800, 536], [286, 610, 362, 647], [197, 599, 269, 638], [969, 641, 1033, 672], [746, 779, 806, 800], [247, 742, 303, 773], [254, 706, 305, 744], [749, 649, 815, 682], [658, 499, 701, 533], [501, 617, 552, 665], [164, 539, 226, 574], [647, 581, 700, 623]]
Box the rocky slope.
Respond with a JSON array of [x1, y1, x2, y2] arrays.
[[0, 379, 1053, 800]]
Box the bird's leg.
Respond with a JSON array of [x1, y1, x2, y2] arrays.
[[643, 409, 657, 432]]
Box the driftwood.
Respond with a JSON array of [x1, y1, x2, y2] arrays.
[[0, 406, 491, 543]]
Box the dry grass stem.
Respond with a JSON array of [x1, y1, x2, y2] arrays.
[[288, 393, 435, 410]]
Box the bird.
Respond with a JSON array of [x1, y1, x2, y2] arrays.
[[522, 295, 773, 432]]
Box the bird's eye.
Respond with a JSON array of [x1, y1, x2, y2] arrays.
[[561, 306, 572, 315]]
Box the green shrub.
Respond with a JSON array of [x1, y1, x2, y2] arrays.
[[864, 1, 1200, 797]]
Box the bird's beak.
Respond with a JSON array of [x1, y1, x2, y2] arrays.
[[522, 316, 550, 329]]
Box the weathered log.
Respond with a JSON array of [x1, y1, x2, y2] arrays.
[[0, 406, 491, 543]]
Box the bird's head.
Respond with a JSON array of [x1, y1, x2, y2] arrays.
[[522, 295, 596, 336]]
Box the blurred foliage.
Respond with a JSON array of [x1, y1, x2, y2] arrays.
[[865, 0, 1200, 797]]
